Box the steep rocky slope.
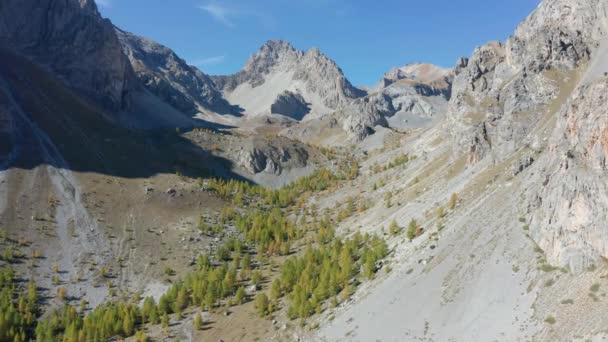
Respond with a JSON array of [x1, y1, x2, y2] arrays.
[[447, 0, 605, 164], [116, 28, 238, 116], [309, 1, 608, 341], [0, 0, 137, 112], [211, 40, 365, 119], [444, 0, 608, 272], [522, 0, 608, 274]]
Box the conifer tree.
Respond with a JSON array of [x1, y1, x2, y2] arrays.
[[255, 293, 270, 317], [194, 312, 202, 330], [407, 219, 418, 241], [235, 286, 246, 305]]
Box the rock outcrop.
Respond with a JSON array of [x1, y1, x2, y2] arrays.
[[211, 40, 365, 119], [270, 91, 310, 120], [334, 93, 392, 141], [447, 0, 604, 163], [0, 0, 136, 111], [444, 0, 608, 272], [237, 141, 309, 176], [116, 29, 237, 115], [525, 76, 608, 273]]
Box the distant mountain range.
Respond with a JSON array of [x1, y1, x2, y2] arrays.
[[0, 0, 454, 141]]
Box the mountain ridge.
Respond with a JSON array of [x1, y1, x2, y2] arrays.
[[211, 39, 366, 119], [0, 0, 137, 112], [115, 28, 239, 116]]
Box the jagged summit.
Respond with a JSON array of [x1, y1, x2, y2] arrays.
[[240, 40, 303, 79], [211, 39, 365, 120]]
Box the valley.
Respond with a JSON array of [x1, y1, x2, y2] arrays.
[[1, 0, 608, 341]]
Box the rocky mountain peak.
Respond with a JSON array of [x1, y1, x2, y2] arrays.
[[301, 47, 342, 71], [305, 47, 324, 57], [243, 39, 303, 73], [329, 63, 453, 142], [212, 39, 365, 119], [260, 39, 297, 52]]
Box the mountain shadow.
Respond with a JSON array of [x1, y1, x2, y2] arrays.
[[0, 48, 246, 182]]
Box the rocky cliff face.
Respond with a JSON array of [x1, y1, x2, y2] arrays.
[[447, 0, 604, 164], [211, 40, 365, 119], [525, 78, 608, 273], [445, 0, 608, 272], [0, 0, 136, 112], [116, 29, 237, 115], [237, 142, 309, 176]]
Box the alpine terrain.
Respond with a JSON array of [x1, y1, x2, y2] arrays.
[[0, 0, 607, 341]]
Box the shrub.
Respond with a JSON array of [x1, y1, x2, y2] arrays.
[[270, 279, 282, 302], [135, 330, 148, 342], [252, 270, 263, 288], [164, 267, 176, 276], [0, 228, 7, 242], [435, 207, 446, 219], [590, 283, 600, 293], [161, 312, 169, 330]]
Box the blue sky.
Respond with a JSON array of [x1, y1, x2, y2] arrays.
[[97, 0, 540, 86]]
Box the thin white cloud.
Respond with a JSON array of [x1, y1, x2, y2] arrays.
[[191, 55, 226, 66], [198, 2, 273, 28], [95, 0, 111, 8], [199, 3, 235, 27]]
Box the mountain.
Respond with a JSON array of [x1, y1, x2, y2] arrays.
[[4, 0, 608, 341], [317, 2, 608, 341], [115, 28, 238, 116], [0, 1, 322, 324], [211, 40, 366, 120], [373, 63, 453, 129], [323, 63, 454, 141], [0, 0, 136, 112], [446, 0, 608, 272], [374, 63, 453, 94]]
